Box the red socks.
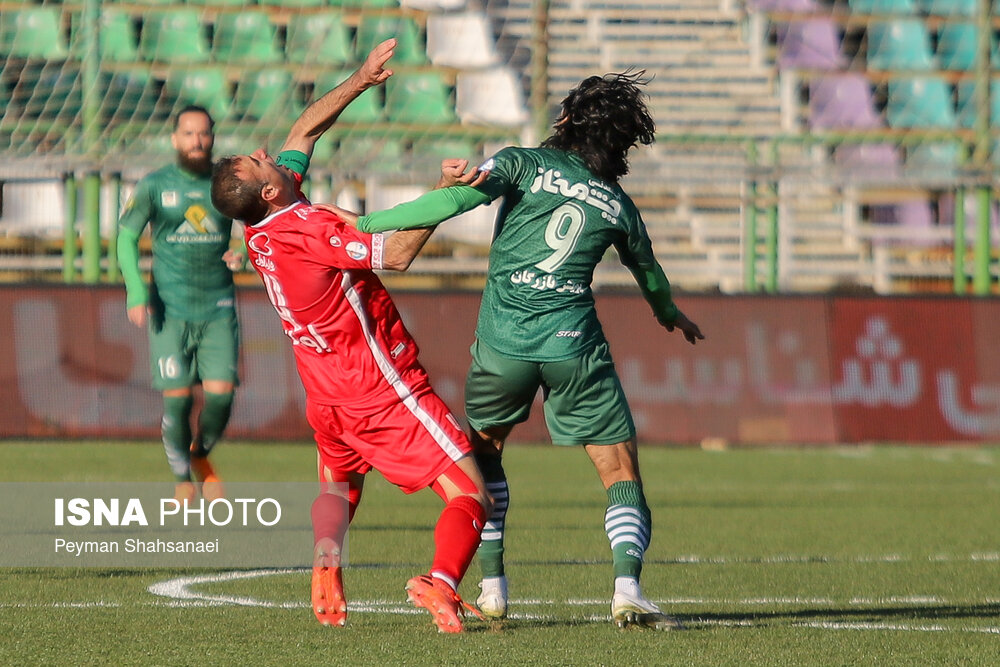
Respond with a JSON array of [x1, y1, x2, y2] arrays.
[[430, 495, 487, 588]]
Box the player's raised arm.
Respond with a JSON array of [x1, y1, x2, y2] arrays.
[[279, 39, 395, 159]]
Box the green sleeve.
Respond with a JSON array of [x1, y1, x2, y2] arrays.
[[116, 179, 154, 308], [615, 212, 679, 326], [355, 186, 493, 233], [116, 226, 147, 309], [276, 150, 309, 177]]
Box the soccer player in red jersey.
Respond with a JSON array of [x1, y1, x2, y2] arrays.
[[210, 40, 491, 633]]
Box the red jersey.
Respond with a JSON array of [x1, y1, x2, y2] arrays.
[[246, 201, 422, 407]]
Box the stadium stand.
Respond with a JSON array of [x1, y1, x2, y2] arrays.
[[0, 0, 996, 294]]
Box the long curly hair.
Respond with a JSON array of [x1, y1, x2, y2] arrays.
[[541, 70, 655, 183]]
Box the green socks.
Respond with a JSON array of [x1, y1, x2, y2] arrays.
[[605, 480, 652, 579]]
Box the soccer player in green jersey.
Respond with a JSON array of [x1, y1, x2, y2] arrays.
[[342, 71, 704, 629], [117, 106, 243, 503]]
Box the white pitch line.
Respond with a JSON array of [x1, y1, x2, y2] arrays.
[[796, 621, 1000, 635]]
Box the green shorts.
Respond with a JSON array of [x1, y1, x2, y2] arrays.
[[148, 310, 240, 391], [465, 338, 635, 446]]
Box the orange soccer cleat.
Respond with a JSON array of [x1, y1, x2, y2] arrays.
[[405, 574, 483, 634], [189, 449, 224, 501], [311, 566, 347, 627], [173, 481, 197, 503]]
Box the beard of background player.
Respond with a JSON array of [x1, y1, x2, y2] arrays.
[[177, 147, 213, 177]]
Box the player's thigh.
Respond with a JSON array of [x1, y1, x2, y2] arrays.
[[465, 339, 542, 433], [346, 369, 472, 494], [148, 316, 198, 390], [540, 341, 636, 446], [307, 401, 373, 479], [193, 311, 240, 385]]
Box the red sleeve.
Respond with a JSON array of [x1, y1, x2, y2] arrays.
[[301, 207, 386, 270]]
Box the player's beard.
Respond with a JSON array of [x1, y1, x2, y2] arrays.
[[178, 149, 213, 176]]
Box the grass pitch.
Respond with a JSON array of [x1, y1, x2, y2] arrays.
[[1, 441, 999, 665]]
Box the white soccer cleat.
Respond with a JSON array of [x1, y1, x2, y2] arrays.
[[611, 592, 684, 630], [476, 575, 508, 620]]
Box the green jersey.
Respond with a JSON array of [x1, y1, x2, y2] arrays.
[[473, 147, 677, 361], [118, 164, 234, 321]]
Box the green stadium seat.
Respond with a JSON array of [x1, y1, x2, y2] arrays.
[[212, 12, 282, 65], [285, 14, 352, 66], [332, 0, 399, 7], [10, 61, 80, 120], [258, 0, 326, 8], [886, 76, 956, 128], [410, 137, 479, 163], [138, 10, 211, 64], [186, 0, 248, 6], [866, 20, 935, 71], [163, 67, 232, 121], [99, 11, 139, 63], [849, 0, 915, 11], [956, 79, 1000, 128], [99, 70, 161, 123], [0, 8, 68, 59], [384, 72, 456, 125], [936, 23, 977, 71], [337, 137, 405, 173], [232, 69, 303, 122], [313, 71, 384, 123], [917, 0, 976, 14], [905, 142, 960, 176], [355, 16, 426, 65]]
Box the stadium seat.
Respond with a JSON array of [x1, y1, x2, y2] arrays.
[[0, 8, 68, 59], [355, 16, 426, 65], [426, 14, 500, 68], [777, 19, 845, 70], [8, 61, 80, 121], [955, 79, 1000, 128], [313, 71, 383, 123], [936, 23, 977, 71], [833, 144, 902, 180], [163, 68, 232, 121], [232, 69, 302, 122], [917, 0, 976, 14], [285, 14, 352, 66], [849, 0, 916, 12], [257, 0, 326, 8], [138, 10, 211, 64], [808, 74, 882, 129], [866, 20, 935, 71], [69, 9, 138, 63], [98, 11, 139, 63], [411, 137, 480, 163], [338, 138, 406, 174], [186, 0, 247, 6], [212, 12, 282, 65], [905, 142, 960, 179], [455, 69, 529, 126], [332, 0, 399, 7], [886, 76, 956, 128], [99, 70, 160, 123], [384, 72, 456, 124]]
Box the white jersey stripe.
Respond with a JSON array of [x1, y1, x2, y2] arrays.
[[339, 272, 465, 462]]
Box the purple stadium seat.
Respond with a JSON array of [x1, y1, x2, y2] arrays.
[[871, 199, 938, 247], [834, 144, 902, 180], [750, 0, 818, 10], [809, 74, 881, 129], [778, 20, 845, 70]]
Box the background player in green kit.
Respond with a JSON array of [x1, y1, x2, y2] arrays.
[[117, 106, 243, 502], [340, 70, 704, 629]]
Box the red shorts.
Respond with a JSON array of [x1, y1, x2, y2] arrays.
[[306, 366, 472, 494]]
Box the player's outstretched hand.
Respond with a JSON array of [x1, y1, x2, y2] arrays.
[[666, 311, 704, 345], [222, 249, 245, 272], [359, 38, 396, 88], [314, 203, 360, 226], [436, 159, 489, 189]]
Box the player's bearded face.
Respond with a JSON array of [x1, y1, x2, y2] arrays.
[[172, 111, 215, 175]]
